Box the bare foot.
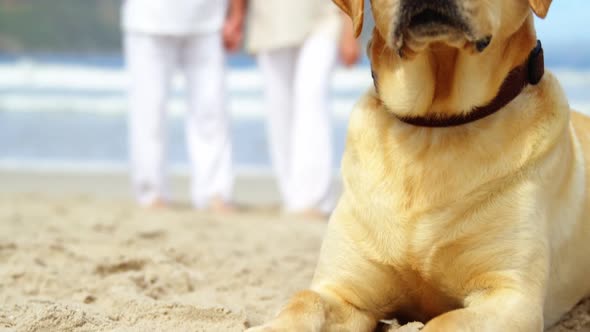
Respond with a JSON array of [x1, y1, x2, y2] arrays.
[[207, 197, 239, 215], [142, 198, 168, 210]]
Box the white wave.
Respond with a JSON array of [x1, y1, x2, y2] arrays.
[[0, 62, 368, 118], [0, 158, 275, 176], [0, 94, 359, 119], [0, 61, 372, 92]]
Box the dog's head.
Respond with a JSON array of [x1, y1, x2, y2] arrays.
[[335, 0, 552, 56], [334, 0, 553, 118]]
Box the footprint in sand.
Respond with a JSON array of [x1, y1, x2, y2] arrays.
[[95, 258, 146, 276], [137, 229, 167, 240]]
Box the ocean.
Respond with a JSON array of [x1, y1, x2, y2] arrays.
[[1, 53, 589, 174]]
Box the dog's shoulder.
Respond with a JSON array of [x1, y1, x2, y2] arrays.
[[345, 89, 395, 146]]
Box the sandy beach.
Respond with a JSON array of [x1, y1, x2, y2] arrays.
[[0, 170, 589, 331]]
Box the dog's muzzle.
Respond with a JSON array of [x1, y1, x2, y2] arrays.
[[392, 0, 492, 55], [397, 0, 468, 36]]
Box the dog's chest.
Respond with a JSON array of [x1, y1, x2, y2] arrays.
[[390, 229, 472, 320], [353, 205, 495, 314], [394, 266, 464, 322]]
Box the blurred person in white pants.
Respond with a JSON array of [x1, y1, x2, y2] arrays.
[[122, 0, 244, 211], [235, 1, 360, 218]]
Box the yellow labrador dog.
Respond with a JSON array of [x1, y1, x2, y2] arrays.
[[248, 0, 590, 331]]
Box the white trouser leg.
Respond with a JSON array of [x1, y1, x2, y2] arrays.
[[125, 33, 178, 206], [287, 32, 339, 213], [181, 33, 233, 209], [257, 48, 297, 200]]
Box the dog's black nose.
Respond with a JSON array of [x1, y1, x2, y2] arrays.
[[399, 0, 464, 30], [401, 0, 456, 15]]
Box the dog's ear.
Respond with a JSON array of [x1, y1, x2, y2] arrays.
[[528, 0, 552, 18], [333, 0, 365, 37]]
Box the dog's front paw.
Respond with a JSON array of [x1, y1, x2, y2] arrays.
[[380, 321, 424, 332], [246, 318, 311, 332], [245, 323, 283, 332], [245, 326, 273, 332], [396, 322, 424, 332]]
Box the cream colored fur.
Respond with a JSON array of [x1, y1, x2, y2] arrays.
[[247, 0, 590, 330]]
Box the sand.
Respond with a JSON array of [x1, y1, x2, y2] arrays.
[[0, 172, 589, 331]]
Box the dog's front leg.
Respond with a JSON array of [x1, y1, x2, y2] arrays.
[[246, 203, 402, 332], [422, 288, 544, 332], [245, 288, 377, 332]]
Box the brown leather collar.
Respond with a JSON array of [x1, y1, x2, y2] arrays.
[[387, 41, 545, 128]]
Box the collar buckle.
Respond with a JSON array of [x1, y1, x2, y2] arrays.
[[528, 40, 545, 85]]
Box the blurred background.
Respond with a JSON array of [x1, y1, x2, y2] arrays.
[[0, 0, 589, 199]]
